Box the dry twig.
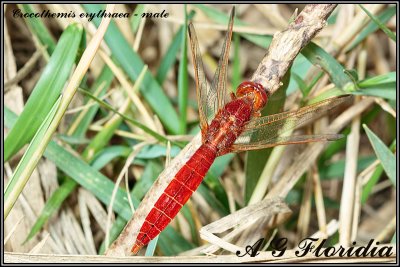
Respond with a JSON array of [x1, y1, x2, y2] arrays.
[[251, 4, 337, 95]]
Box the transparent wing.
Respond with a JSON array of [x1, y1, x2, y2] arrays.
[[188, 22, 211, 131], [232, 95, 353, 151], [210, 7, 236, 115], [231, 134, 344, 152]]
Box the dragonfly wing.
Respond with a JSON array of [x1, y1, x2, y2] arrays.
[[188, 22, 212, 132], [233, 95, 353, 150], [231, 134, 344, 152], [210, 7, 235, 113]]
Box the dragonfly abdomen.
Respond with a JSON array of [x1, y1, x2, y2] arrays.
[[132, 144, 216, 254]]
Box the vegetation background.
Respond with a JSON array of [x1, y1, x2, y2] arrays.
[[4, 3, 396, 263]]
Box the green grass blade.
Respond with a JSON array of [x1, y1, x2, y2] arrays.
[[361, 165, 384, 204], [197, 184, 228, 216], [130, 4, 146, 33], [5, 96, 62, 218], [91, 146, 132, 170], [301, 42, 352, 90], [71, 65, 114, 138], [24, 177, 77, 242], [347, 6, 396, 51], [136, 145, 180, 159], [156, 10, 195, 85], [244, 73, 289, 204], [363, 125, 396, 185], [78, 88, 181, 147], [286, 55, 313, 95], [358, 4, 396, 42], [307, 72, 324, 90], [145, 236, 160, 256], [82, 4, 180, 134], [158, 227, 195, 255], [358, 72, 396, 86], [361, 141, 395, 203], [156, 28, 183, 84], [19, 4, 56, 55], [232, 33, 241, 90], [351, 87, 396, 100], [56, 134, 90, 145], [91, 145, 181, 170], [319, 156, 376, 180], [45, 140, 135, 220], [203, 154, 233, 212], [349, 72, 396, 100], [180, 205, 199, 245], [4, 23, 83, 161], [292, 73, 308, 96]]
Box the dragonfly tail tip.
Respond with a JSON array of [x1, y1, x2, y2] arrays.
[[131, 242, 143, 255]]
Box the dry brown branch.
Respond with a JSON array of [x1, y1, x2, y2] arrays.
[[106, 4, 338, 257], [250, 4, 337, 95]]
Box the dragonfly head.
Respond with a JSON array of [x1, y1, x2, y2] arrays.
[[236, 81, 269, 112]]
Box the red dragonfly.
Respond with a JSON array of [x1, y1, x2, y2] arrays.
[[131, 7, 351, 254]]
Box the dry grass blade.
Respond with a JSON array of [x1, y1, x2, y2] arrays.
[[332, 4, 385, 54], [339, 99, 361, 246], [375, 216, 396, 242], [4, 48, 43, 91], [98, 51, 157, 132], [310, 220, 339, 239], [78, 189, 97, 255], [374, 97, 396, 118], [199, 197, 291, 254], [29, 233, 50, 254], [78, 189, 108, 234], [254, 4, 288, 30], [4, 216, 25, 245], [296, 173, 313, 243], [105, 142, 150, 250], [312, 166, 327, 236]]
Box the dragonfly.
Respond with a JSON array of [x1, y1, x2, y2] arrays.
[[131, 7, 352, 254]]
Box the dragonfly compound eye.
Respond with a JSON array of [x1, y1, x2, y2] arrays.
[[236, 81, 268, 111]]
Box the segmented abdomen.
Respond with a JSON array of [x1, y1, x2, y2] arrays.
[[132, 144, 216, 253]]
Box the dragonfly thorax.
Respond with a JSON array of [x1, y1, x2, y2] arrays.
[[236, 81, 269, 113]]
